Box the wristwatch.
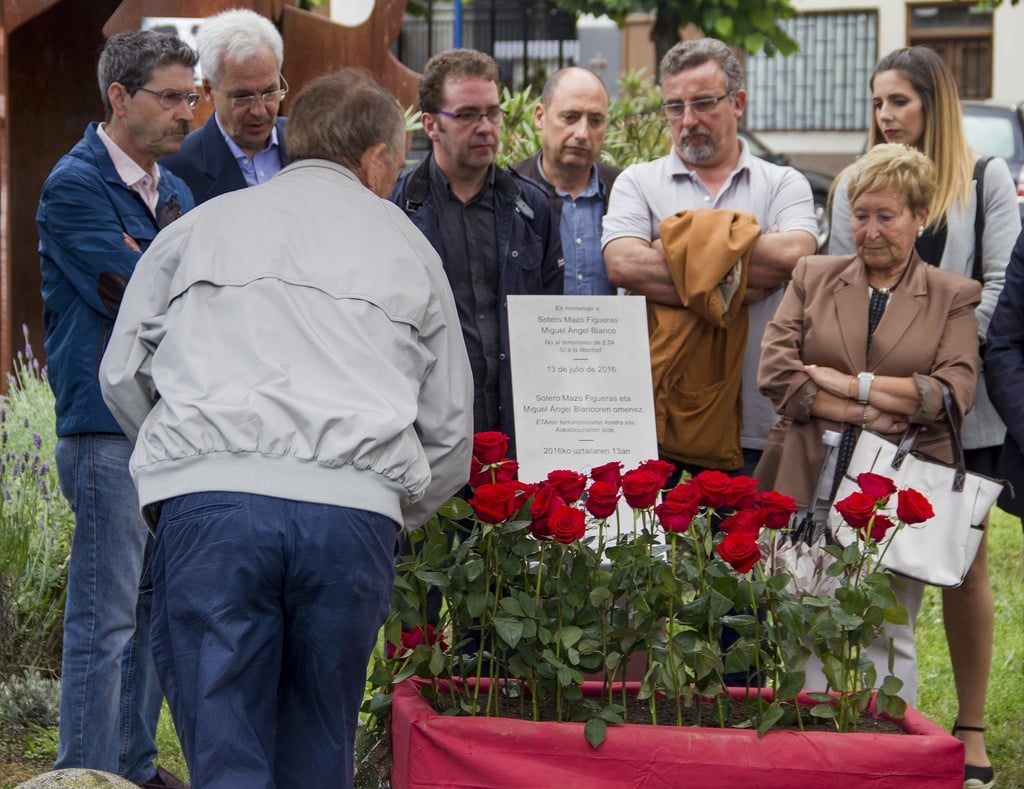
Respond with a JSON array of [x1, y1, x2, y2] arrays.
[[857, 372, 875, 404]]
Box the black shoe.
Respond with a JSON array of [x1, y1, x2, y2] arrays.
[[140, 766, 190, 789], [952, 722, 994, 789]]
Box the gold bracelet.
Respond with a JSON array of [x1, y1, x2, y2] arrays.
[[861, 405, 869, 429]]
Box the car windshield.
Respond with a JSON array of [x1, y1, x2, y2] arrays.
[[963, 113, 1017, 160]]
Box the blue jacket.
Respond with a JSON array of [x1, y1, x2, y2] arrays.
[[37, 122, 195, 436], [159, 115, 289, 204], [390, 154, 563, 446], [985, 227, 1024, 515]]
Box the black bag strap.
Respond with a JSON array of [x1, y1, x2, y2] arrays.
[[971, 156, 992, 283], [891, 385, 967, 492]]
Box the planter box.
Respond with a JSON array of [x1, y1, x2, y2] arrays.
[[391, 678, 963, 788]]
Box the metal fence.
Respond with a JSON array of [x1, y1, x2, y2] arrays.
[[745, 11, 878, 132], [396, 1, 578, 90]]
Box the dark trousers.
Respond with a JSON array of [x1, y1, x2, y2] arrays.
[[149, 491, 398, 789]]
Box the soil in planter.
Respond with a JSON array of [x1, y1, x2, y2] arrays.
[[423, 686, 905, 735]]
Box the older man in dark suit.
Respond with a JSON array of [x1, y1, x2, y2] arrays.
[[160, 8, 288, 203]]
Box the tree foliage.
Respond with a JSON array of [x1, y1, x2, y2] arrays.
[[550, 0, 800, 70]]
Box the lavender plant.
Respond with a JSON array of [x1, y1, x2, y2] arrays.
[[0, 330, 73, 678]]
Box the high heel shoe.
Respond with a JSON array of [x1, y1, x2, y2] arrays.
[[952, 722, 994, 789]]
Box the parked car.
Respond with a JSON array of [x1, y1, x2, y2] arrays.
[[961, 100, 1024, 220], [739, 127, 834, 250]]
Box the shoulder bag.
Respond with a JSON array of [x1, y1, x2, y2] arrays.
[[828, 388, 1003, 587]]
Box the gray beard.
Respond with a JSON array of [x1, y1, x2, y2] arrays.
[[678, 137, 715, 164]]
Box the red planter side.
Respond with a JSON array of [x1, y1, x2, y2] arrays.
[[390, 679, 963, 789]]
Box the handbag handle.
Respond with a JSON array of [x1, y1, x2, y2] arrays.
[[890, 385, 967, 492]]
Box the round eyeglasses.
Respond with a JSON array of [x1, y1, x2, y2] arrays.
[[136, 87, 201, 110]]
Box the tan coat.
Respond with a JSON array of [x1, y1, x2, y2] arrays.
[[755, 252, 981, 506], [651, 209, 761, 468]]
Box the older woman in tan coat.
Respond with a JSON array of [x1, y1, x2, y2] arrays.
[[755, 143, 981, 704]]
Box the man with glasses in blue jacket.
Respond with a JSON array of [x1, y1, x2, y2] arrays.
[[37, 29, 196, 789], [161, 8, 289, 203]]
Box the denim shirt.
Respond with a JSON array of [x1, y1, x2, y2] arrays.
[[546, 163, 611, 295]]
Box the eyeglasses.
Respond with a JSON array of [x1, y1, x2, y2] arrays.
[[136, 87, 201, 110], [434, 107, 506, 127], [226, 75, 289, 110], [662, 93, 733, 118]]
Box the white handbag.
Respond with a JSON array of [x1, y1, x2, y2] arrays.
[[829, 388, 1003, 587]]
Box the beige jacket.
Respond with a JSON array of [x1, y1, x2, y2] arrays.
[[650, 209, 761, 468]]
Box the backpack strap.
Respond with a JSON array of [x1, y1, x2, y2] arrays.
[[972, 156, 992, 282]]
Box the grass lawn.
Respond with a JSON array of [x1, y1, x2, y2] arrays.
[[915, 507, 1024, 788]]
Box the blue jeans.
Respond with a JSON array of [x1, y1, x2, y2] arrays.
[[54, 434, 163, 783], [150, 491, 398, 789]]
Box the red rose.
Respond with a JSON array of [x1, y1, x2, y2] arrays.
[[529, 483, 564, 539], [655, 484, 700, 533], [493, 459, 519, 484], [546, 469, 588, 503], [834, 490, 879, 529], [387, 624, 448, 658], [756, 490, 798, 529], [863, 513, 896, 542], [549, 504, 586, 544], [723, 475, 760, 509], [473, 431, 509, 465], [470, 482, 522, 524], [590, 461, 623, 488], [857, 472, 897, 502], [719, 508, 764, 537], [715, 532, 762, 574], [621, 468, 663, 509], [896, 488, 934, 525], [585, 481, 620, 519], [469, 458, 491, 488], [692, 470, 735, 509], [637, 459, 676, 489], [469, 457, 519, 488]]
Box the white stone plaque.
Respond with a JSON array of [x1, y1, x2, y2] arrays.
[[507, 295, 657, 484]]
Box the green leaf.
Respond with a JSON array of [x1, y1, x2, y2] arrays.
[[559, 625, 584, 649], [776, 670, 806, 700], [467, 592, 487, 619], [367, 691, 392, 719], [463, 558, 484, 583], [584, 717, 608, 748], [494, 616, 524, 649], [413, 570, 450, 587], [756, 702, 785, 737], [428, 643, 446, 676]]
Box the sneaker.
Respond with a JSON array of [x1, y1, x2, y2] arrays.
[[140, 766, 190, 789]]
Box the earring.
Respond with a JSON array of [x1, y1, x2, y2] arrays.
[[917, 225, 925, 238]]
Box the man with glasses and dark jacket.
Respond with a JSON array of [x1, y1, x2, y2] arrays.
[[36, 29, 196, 789], [160, 8, 289, 203], [512, 67, 621, 295], [391, 49, 562, 456]]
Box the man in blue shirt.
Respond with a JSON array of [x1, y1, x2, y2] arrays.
[[160, 8, 288, 202], [512, 67, 621, 295]]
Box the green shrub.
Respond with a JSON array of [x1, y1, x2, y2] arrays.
[[0, 331, 73, 678], [0, 670, 60, 728]]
